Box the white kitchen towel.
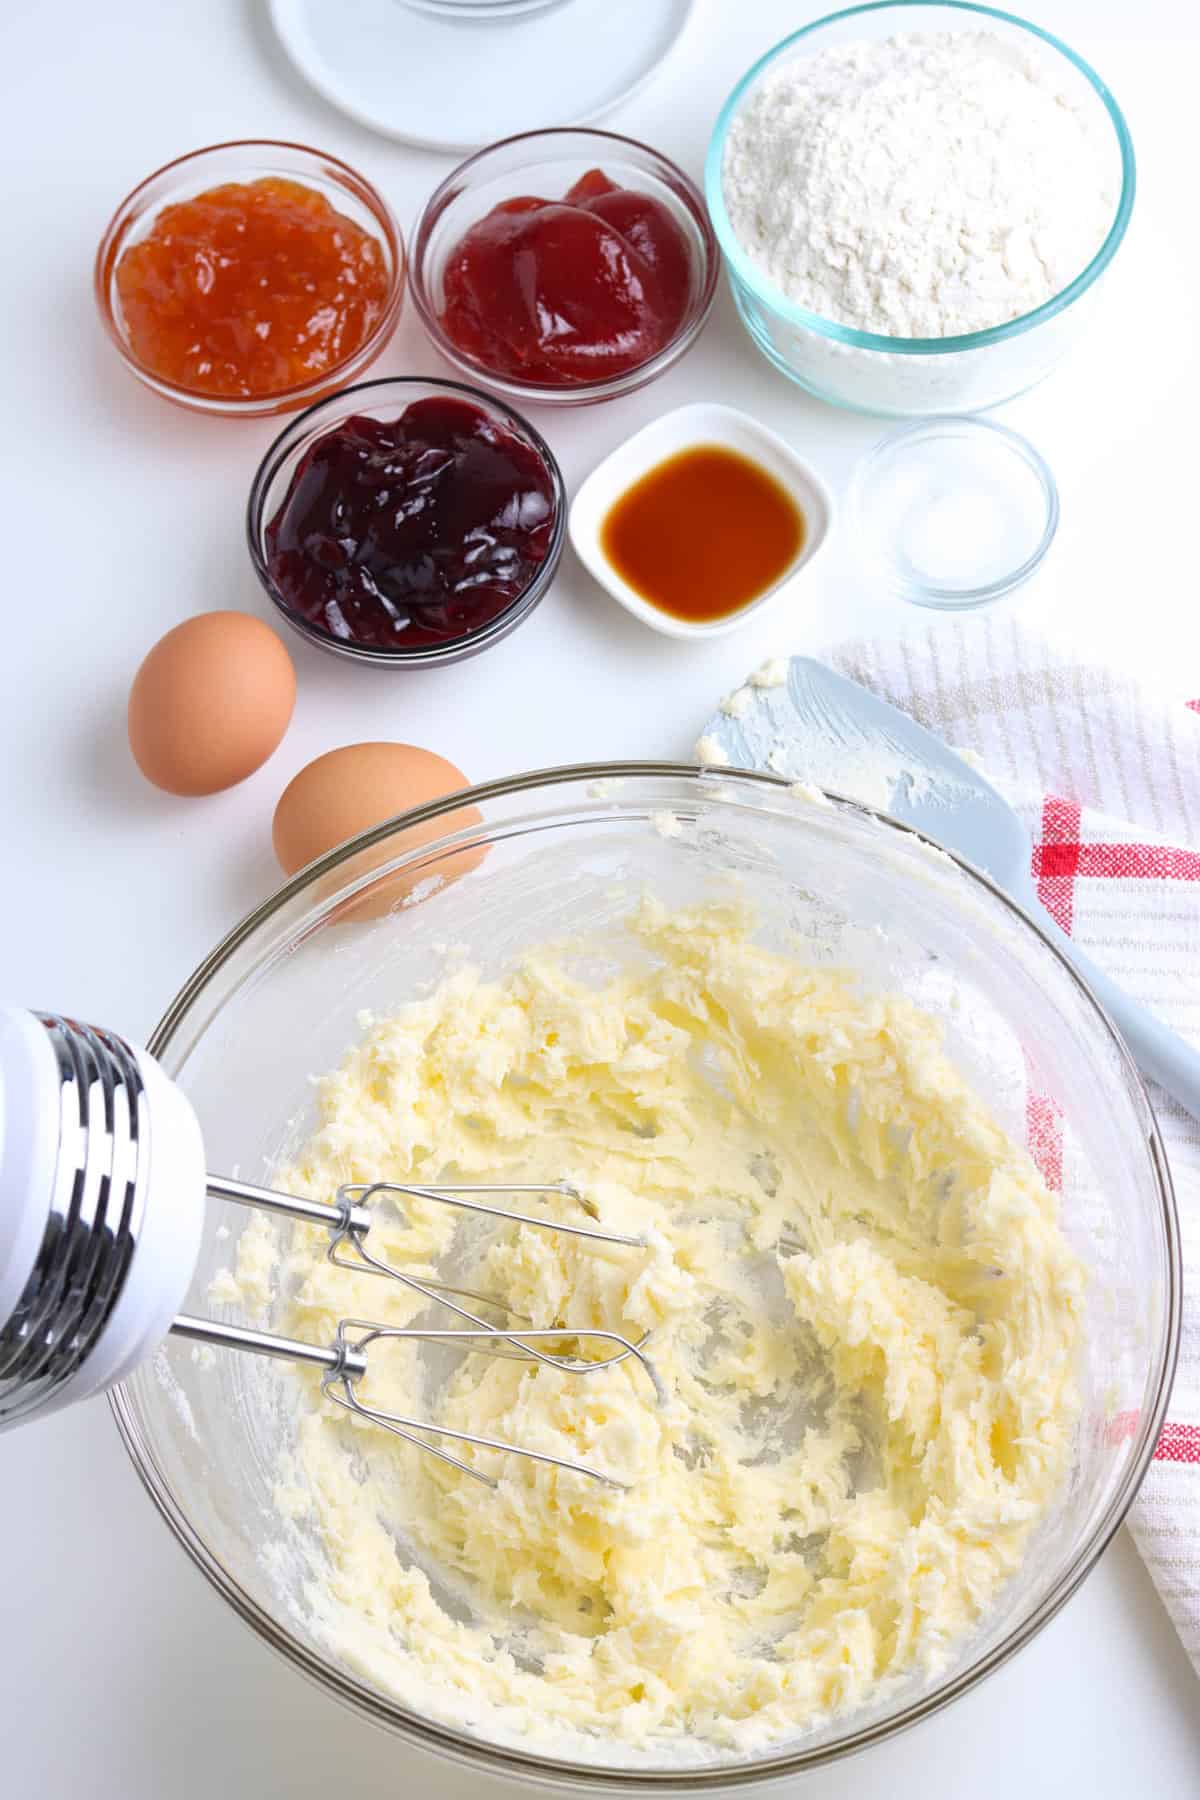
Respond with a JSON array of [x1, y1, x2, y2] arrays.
[[824, 615, 1200, 1673]]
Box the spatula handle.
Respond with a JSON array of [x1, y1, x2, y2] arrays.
[[1038, 915, 1200, 1122]]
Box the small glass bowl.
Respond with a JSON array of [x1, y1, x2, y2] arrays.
[[95, 140, 406, 419], [409, 128, 719, 407], [246, 376, 566, 667], [849, 416, 1059, 609], [400, 0, 571, 14], [706, 2, 1135, 417]]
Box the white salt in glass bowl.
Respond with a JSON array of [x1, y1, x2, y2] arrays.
[[705, 1, 1136, 417], [849, 415, 1060, 608], [111, 765, 1177, 1791]]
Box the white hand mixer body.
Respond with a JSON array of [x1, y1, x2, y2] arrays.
[[0, 1008, 659, 1485]]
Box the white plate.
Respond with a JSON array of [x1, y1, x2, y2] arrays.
[[268, 0, 695, 154], [569, 402, 835, 641]]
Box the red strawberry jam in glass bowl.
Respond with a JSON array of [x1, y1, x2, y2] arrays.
[[95, 141, 405, 418], [247, 378, 565, 666], [411, 129, 718, 407]]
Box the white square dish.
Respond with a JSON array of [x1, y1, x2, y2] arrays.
[[568, 401, 834, 639]]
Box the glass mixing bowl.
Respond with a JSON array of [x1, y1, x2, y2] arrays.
[[705, 2, 1135, 417], [111, 765, 1178, 1791]]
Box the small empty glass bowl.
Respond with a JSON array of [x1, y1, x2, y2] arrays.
[[95, 140, 406, 419], [400, 0, 572, 14], [849, 416, 1059, 609], [410, 128, 719, 407]]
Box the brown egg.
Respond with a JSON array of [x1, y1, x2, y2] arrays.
[[128, 612, 296, 796], [272, 742, 486, 918]]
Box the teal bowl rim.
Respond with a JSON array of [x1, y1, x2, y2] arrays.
[[704, 0, 1136, 357]]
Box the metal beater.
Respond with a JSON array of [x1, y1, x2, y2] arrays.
[[0, 1009, 661, 1487]]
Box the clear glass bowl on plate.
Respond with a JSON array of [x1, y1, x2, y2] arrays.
[[399, 0, 573, 15], [705, 2, 1135, 418], [410, 129, 719, 406], [112, 765, 1177, 1791]]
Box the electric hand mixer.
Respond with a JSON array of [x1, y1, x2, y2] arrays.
[[0, 1008, 661, 1486]]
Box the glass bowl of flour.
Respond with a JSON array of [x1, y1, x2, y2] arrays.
[[110, 766, 1176, 1789], [706, 2, 1134, 416]]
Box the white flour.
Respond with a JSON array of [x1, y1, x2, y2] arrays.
[[723, 30, 1118, 340]]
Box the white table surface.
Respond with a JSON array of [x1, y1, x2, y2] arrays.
[[3, 0, 1199, 1793]]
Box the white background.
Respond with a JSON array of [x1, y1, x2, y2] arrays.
[[3, 0, 1199, 1793]]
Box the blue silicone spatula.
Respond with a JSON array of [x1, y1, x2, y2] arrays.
[[701, 656, 1200, 1118]]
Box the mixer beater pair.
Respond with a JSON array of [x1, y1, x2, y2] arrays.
[[0, 1010, 661, 1486]]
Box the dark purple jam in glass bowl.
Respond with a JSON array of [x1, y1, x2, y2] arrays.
[[249, 379, 565, 667]]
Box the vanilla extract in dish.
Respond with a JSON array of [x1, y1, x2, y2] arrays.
[[263, 396, 558, 652], [600, 444, 805, 623]]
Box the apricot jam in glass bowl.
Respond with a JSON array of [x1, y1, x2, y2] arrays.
[[410, 129, 719, 407], [247, 377, 566, 667], [95, 141, 406, 418]]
